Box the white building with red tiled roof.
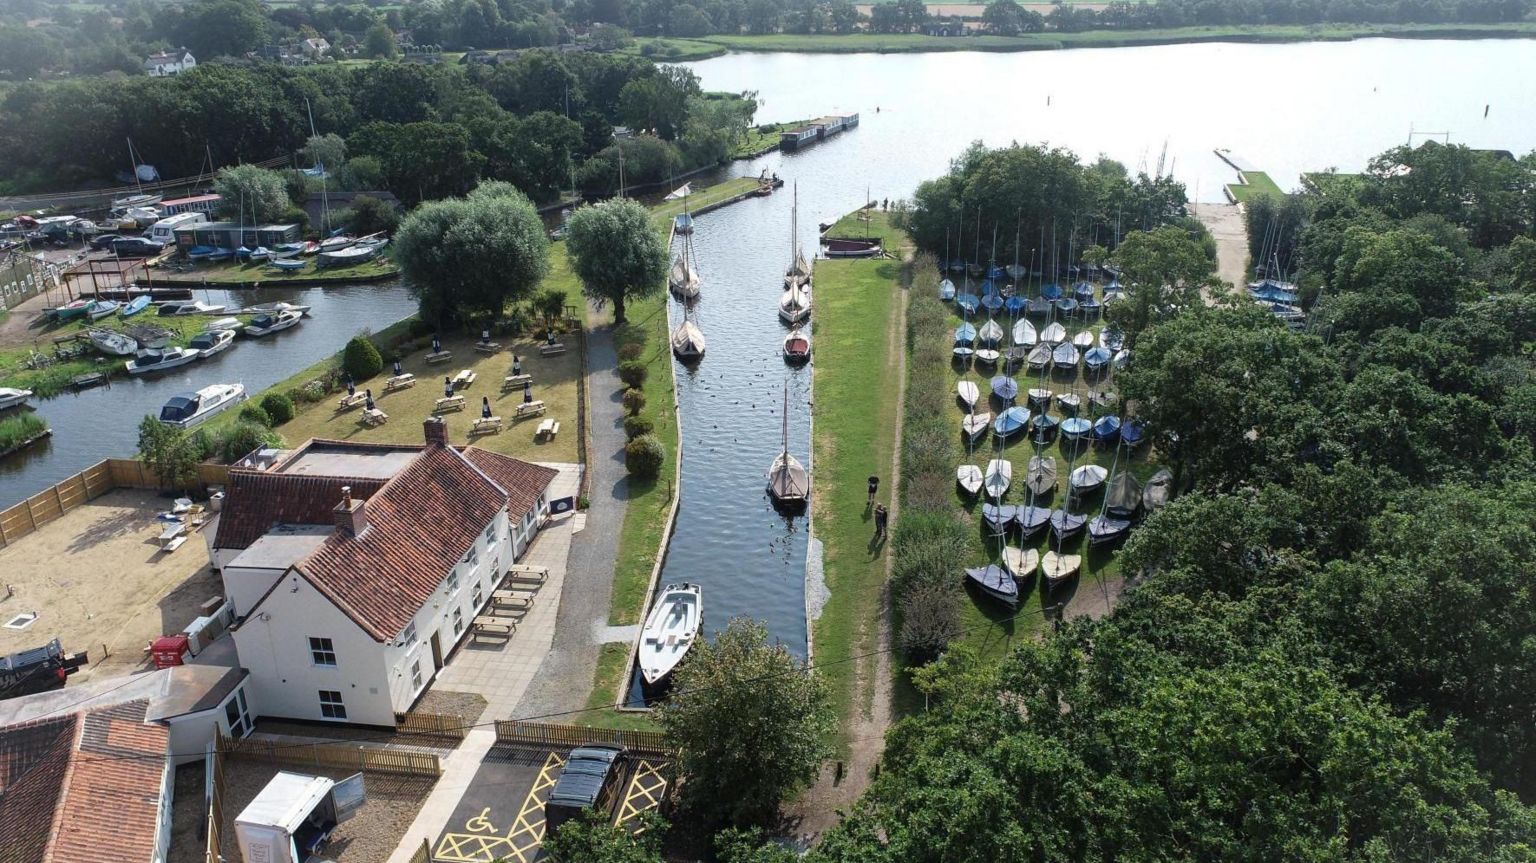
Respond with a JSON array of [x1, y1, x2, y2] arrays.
[[209, 418, 556, 726]]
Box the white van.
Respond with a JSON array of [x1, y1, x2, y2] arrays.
[[147, 211, 207, 244]]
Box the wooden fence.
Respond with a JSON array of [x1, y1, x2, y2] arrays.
[[0, 457, 230, 548], [221, 733, 442, 778], [205, 739, 227, 863], [395, 711, 471, 739], [494, 720, 670, 756]]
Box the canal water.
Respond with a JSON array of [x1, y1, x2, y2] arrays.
[[0, 281, 417, 507]]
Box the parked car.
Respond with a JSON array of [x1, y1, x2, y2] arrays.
[[111, 237, 165, 258], [89, 233, 125, 250], [544, 745, 629, 833]]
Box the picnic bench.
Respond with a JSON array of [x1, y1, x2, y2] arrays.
[[361, 408, 388, 427], [492, 588, 536, 610], [337, 392, 367, 411], [471, 616, 517, 640], [504, 563, 549, 584], [474, 341, 502, 354], [451, 369, 477, 389], [434, 395, 466, 413], [471, 416, 503, 435], [426, 350, 453, 364], [515, 400, 546, 419], [384, 373, 416, 392], [157, 522, 187, 554], [539, 342, 566, 357], [502, 373, 533, 391], [536, 418, 560, 441]]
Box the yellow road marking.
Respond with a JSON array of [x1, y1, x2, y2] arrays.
[[434, 752, 565, 863], [614, 758, 669, 834]]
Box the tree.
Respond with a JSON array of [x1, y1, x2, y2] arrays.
[[260, 392, 295, 425], [342, 334, 384, 379], [983, 0, 1028, 34], [533, 288, 567, 328], [362, 22, 398, 58], [624, 433, 665, 478], [337, 194, 399, 235], [174, 0, 267, 58], [1107, 224, 1220, 349], [656, 618, 834, 826], [545, 811, 663, 862], [617, 66, 700, 140], [214, 164, 292, 223], [394, 181, 550, 324], [137, 416, 200, 490], [565, 197, 667, 324], [302, 133, 347, 175]]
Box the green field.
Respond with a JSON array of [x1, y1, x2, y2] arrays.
[[154, 256, 399, 285], [1225, 170, 1284, 203], [808, 228, 906, 749], [619, 37, 728, 62]]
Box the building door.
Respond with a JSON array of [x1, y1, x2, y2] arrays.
[[430, 631, 444, 670]]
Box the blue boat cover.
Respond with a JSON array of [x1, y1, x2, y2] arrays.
[[1084, 346, 1113, 369], [1092, 415, 1122, 441], [1121, 419, 1145, 446], [994, 406, 1030, 436], [956, 294, 980, 313], [981, 293, 1004, 312], [1040, 283, 1063, 300], [955, 322, 977, 343], [1060, 417, 1092, 438], [991, 375, 1019, 401], [1005, 296, 1028, 314]]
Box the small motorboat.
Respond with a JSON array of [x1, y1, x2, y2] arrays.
[[984, 458, 1012, 499], [957, 380, 980, 409], [1026, 456, 1056, 496], [1040, 550, 1082, 585], [86, 300, 121, 320], [120, 296, 152, 318], [1070, 464, 1109, 494], [52, 299, 93, 322], [158, 300, 225, 316], [965, 564, 1018, 607], [993, 406, 1030, 438], [202, 316, 241, 332], [87, 329, 137, 356], [269, 257, 307, 271], [1040, 323, 1067, 345], [961, 411, 992, 440], [189, 328, 236, 358], [126, 346, 199, 375], [638, 583, 702, 686], [0, 388, 33, 411], [244, 310, 302, 337], [782, 329, 810, 363], [957, 463, 983, 496], [244, 302, 312, 316], [157, 383, 247, 429], [1013, 319, 1037, 347]]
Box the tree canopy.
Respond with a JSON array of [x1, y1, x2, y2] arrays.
[[213, 164, 291, 223], [564, 197, 668, 323]]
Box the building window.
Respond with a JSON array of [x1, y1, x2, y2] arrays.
[[224, 690, 250, 738], [411, 660, 423, 692], [471, 583, 484, 609], [309, 637, 337, 667], [446, 571, 459, 595], [452, 608, 463, 636], [398, 622, 416, 647], [483, 521, 495, 543], [463, 546, 478, 566], [319, 690, 347, 720]]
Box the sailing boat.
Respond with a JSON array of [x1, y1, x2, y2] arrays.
[[767, 385, 809, 506], [957, 397, 984, 496], [669, 216, 701, 299], [1088, 442, 1140, 545], [984, 441, 1012, 500], [670, 303, 706, 359], [785, 184, 811, 288]]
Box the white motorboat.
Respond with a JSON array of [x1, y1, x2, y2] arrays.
[[957, 380, 980, 409], [158, 300, 225, 316], [87, 329, 138, 356], [984, 458, 1012, 499], [244, 310, 302, 337], [157, 383, 247, 429], [126, 346, 199, 374], [0, 387, 33, 411], [243, 302, 312, 316], [956, 463, 983, 496], [202, 316, 241, 332], [638, 583, 702, 686], [189, 328, 236, 358]]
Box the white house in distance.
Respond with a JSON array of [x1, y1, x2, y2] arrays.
[[301, 37, 331, 59], [144, 49, 196, 77], [207, 418, 556, 727]]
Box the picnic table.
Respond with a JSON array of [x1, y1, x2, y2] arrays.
[[515, 400, 546, 419], [471, 416, 503, 435], [536, 418, 560, 440], [451, 369, 477, 389], [539, 342, 566, 357], [157, 522, 187, 554], [426, 350, 453, 364], [474, 341, 502, 354], [471, 616, 517, 640], [361, 408, 389, 427], [434, 395, 466, 413], [384, 373, 416, 392], [505, 563, 549, 583], [337, 392, 367, 411], [492, 589, 536, 610], [502, 373, 533, 391]]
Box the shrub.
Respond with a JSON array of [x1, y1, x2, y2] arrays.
[[618, 359, 648, 388], [218, 421, 271, 463], [623, 415, 654, 439], [898, 581, 962, 661], [260, 392, 295, 425], [622, 387, 646, 416], [892, 511, 972, 597], [342, 334, 384, 380], [187, 428, 216, 460], [289, 382, 325, 404], [0, 413, 47, 450], [407, 318, 434, 338], [618, 342, 645, 362], [625, 434, 665, 479], [239, 403, 272, 428]]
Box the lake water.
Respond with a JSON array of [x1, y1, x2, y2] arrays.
[[0, 282, 418, 507]]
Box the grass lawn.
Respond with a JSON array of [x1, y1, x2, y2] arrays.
[[0, 313, 255, 397], [581, 643, 662, 731], [650, 177, 763, 224], [152, 256, 399, 285], [618, 37, 727, 62], [733, 120, 811, 158], [1225, 171, 1285, 203], [809, 254, 905, 750], [825, 208, 905, 249]]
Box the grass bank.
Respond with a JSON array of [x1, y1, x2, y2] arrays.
[[733, 119, 812, 159], [650, 177, 763, 224], [826, 206, 906, 249], [152, 256, 398, 286], [809, 249, 905, 749], [0, 313, 253, 397], [699, 22, 1536, 54], [619, 37, 728, 62], [1225, 170, 1284, 203]]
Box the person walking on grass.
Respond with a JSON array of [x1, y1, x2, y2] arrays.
[[873, 504, 889, 540], [867, 475, 880, 505]]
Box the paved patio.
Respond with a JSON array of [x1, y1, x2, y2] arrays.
[[385, 463, 580, 863]]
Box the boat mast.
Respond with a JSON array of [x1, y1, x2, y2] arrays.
[[125, 138, 144, 198], [306, 97, 331, 235]]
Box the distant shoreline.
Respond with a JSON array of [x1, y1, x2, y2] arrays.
[[652, 23, 1536, 61]]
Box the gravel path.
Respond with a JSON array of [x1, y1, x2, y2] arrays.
[[513, 321, 629, 719], [1191, 201, 1251, 292]]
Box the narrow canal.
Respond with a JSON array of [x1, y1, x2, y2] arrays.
[[0, 281, 417, 507]]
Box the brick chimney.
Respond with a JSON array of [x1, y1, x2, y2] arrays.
[[334, 485, 367, 536], [423, 416, 448, 446]]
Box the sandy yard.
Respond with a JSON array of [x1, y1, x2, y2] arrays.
[[0, 488, 221, 680], [1191, 201, 1251, 293]]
